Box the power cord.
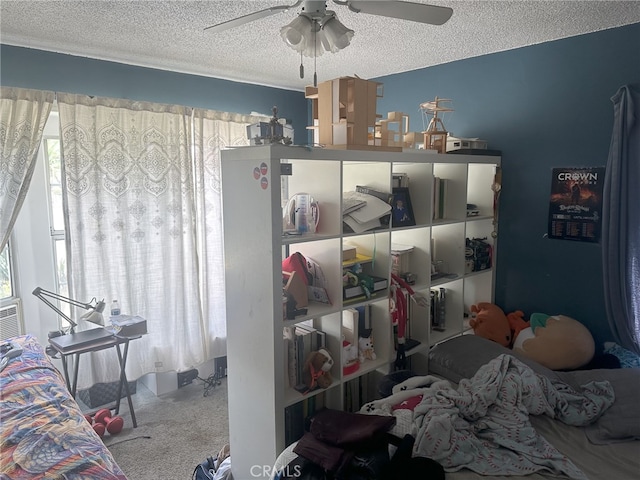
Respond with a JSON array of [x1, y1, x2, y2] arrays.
[[105, 435, 152, 447], [197, 367, 224, 397]]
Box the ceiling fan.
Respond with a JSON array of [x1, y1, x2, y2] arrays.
[[205, 1, 453, 84]]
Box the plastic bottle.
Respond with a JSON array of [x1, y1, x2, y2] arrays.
[[111, 300, 121, 316]]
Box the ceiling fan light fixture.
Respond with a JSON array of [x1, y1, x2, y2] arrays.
[[280, 14, 312, 49], [321, 14, 354, 53]]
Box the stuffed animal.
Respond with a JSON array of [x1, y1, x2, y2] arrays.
[[506, 310, 530, 345], [512, 313, 595, 370], [302, 349, 334, 393], [468, 302, 512, 347], [342, 339, 359, 375], [358, 335, 377, 362]]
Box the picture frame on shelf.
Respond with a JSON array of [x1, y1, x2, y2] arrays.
[[391, 187, 416, 227]]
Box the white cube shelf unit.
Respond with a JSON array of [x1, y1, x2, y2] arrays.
[[221, 144, 500, 479]]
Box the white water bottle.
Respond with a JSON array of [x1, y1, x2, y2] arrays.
[[111, 300, 121, 316]]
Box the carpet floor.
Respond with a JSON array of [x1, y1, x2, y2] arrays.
[[90, 377, 230, 480]]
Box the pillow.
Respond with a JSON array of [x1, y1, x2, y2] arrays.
[[556, 368, 640, 444], [428, 334, 560, 383]]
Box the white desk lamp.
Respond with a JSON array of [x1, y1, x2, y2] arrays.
[[32, 287, 106, 334]]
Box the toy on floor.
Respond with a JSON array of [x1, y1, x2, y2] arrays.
[[469, 302, 512, 347], [512, 313, 595, 370]]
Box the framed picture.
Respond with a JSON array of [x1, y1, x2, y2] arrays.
[[392, 187, 416, 227]]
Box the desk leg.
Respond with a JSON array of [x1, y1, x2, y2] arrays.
[[60, 354, 72, 393], [115, 341, 137, 428], [71, 353, 81, 397]]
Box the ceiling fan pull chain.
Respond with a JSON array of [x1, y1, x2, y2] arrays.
[[313, 22, 318, 87], [300, 51, 304, 79]]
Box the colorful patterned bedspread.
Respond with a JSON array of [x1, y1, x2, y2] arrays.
[[0, 335, 127, 479]]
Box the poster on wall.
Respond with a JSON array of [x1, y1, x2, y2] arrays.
[[547, 166, 605, 242]]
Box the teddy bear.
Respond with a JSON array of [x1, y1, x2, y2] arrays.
[[468, 302, 512, 347], [511, 313, 595, 370], [302, 349, 334, 393], [358, 335, 377, 362]]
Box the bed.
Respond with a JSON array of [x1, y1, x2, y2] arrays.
[[0, 334, 127, 479], [272, 335, 640, 480]]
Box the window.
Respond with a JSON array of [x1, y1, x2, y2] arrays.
[[0, 243, 13, 301], [43, 136, 69, 302]]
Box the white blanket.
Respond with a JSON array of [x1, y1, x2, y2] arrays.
[[360, 354, 614, 479]]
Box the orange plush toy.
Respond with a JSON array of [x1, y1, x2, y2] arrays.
[[506, 310, 530, 346], [469, 302, 512, 347]]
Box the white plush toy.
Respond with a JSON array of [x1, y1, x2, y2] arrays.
[[359, 335, 376, 362]]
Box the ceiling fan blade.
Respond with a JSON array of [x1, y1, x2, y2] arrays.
[[204, 1, 301, 33], [346, 1, 453, 26]]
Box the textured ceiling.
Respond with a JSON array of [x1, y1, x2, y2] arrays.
[[2, 1, 639, 91]]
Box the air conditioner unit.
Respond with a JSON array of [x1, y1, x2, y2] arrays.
[[0, 299, 24, 341]]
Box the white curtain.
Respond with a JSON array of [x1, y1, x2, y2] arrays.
[[192, 109, 259, 359], [0, 87, 54, 250], [57, 93, 204, 387], [56, 94, 267, 388]]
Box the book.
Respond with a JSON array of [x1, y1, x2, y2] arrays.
[[295, 325, 315, 370], [284, 401, 305, 446], [430, 288, 447, 331], [433, 176, 441, 220], [355, 304, 371, 334], [296, 323, 326, 351], [439, 178, 448, 219], [283, 327, 297, 387], [343, 275, 388, 299]]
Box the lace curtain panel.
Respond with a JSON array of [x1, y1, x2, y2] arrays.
[[192, 109, 259, 359], [0, 87, 54, 250], [57, 93, 258, 387]]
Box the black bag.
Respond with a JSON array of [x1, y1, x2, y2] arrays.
[[192, 456, 215, 480]]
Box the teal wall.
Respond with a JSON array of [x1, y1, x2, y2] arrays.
[[0, 45, 308, 137], [2, 22, 639, 346], [374, 22, 640, 346]]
